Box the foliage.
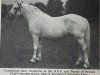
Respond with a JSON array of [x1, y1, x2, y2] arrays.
[[34, 2, 46, 13], [1, 4, 7, 18], [46, 0, 64, 17], [65, 0, 99, 22]]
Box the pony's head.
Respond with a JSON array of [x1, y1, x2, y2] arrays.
[[8, 0, 23, 19]]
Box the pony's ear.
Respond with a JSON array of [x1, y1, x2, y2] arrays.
[[17, 1, 19, 5], [14, 0, 17, 3], [16, 1, 21, 5], [14, 0, 19, 4], [21, 0, 23, 3]]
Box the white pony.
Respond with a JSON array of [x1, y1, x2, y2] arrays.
[[8, 1, 90, 68]]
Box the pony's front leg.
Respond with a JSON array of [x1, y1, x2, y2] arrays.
[[30, 34, 39, 62], [36, 40, 42, 61]]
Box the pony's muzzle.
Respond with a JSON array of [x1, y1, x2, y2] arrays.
[[8, 12, 14, 21]]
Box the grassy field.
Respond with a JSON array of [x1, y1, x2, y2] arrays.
[[0, 17, 99, 69]]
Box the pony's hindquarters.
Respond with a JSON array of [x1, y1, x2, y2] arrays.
[[83, 19, 90, 68], [84, 19, 90, 53], [71, 17, 90, 68]]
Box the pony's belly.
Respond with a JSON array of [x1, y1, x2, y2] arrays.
[[41, 30, 69, 38], [41, 25, 69, 38]]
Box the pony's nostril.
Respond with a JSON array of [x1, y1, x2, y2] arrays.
[[8, 13, 14, 21], [8, 13, 12, 16]]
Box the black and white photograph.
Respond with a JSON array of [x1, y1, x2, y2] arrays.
[[0, 0, 99, 70]]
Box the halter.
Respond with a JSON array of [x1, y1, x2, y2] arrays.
[[9, 2, 22, 25]]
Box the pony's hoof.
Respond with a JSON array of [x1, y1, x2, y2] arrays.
[[30, 59, 36, 62], [36, 58, 41, 61], [83, 64, 89, 69]]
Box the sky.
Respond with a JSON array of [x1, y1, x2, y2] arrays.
[[1, 0, 68, 6]]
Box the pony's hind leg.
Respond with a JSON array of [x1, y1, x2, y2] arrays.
[[76, 37, 89, 68]]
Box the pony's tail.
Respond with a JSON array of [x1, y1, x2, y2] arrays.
[[84, 19, 90, 55]]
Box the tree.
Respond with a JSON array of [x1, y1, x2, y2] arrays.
[[46, 0, 64, 17], [1, 4, 7, 18], [34, 2, 46, 13], [65, 0, 99, 22]]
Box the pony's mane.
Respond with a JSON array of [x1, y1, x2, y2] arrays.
[[23, 3, 42, 12], [22, 3, 49, 17]]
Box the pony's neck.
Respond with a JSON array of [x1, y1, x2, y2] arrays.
[[21, 3, 48, 24]]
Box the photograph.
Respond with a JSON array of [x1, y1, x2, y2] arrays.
[[0, 0, 99, 69]]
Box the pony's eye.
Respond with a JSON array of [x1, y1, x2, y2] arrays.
[[14, 7, 18, 10]]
